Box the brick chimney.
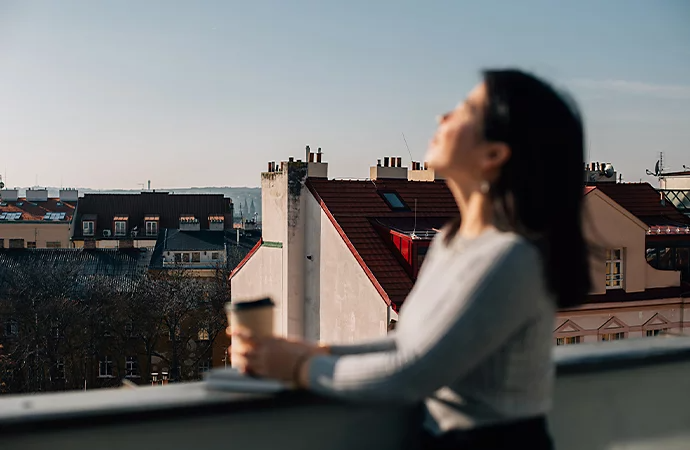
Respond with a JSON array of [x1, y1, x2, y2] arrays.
[[305, 146, 328, 179], [370, 156, 408, 180], [408, 161, 444, 182]]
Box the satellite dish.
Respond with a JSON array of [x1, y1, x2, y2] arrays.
[[0, 181, 4, 189], [654, 160, 660, 176]]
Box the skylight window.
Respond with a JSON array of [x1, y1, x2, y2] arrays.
[[379, 191, 409, 211]]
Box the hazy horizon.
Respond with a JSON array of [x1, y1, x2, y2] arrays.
[[2, 1, 689, 189]]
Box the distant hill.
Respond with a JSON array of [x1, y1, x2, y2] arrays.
[[10, 186, 263, 219]]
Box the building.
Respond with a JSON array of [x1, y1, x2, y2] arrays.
[[230, 149, 457, 344], [595, 182, 690, 283], [0, 188, 78, 249], [233, 153, 689, 349], [555, 185, 690, 345], [0, 248, 153, 392], [71, 192, 233, 249]]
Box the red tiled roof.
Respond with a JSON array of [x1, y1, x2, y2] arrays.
[[594, 183, 690, 226], [0, 198, 76, 222], [307, 179, 458, 306], [229, 238, 263, 279]]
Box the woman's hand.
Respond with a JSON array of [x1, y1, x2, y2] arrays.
[[227, 327, 328, 386]]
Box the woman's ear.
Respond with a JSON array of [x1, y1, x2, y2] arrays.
[[482, 142, 511, 175]]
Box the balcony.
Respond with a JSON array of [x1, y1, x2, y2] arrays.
[[1, 337, 689, 450]]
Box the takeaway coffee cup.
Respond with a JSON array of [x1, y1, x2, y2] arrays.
[[226, 298, 275, 369]]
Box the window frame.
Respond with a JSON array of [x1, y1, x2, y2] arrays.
[[378, 191, 410, 211], [114, 220, 127, 237], [125, 356, 140, 378], [4, 318, 19, 337], [8, 239, 25, 249], [556, 336, 582, 346], [599, 332, 626, 342], [55, 359, 65, 380], [605, 248, 624, 290], [99, 356, 114, 378], [145, 220, 159, 236], [83, 220, 95, 236], [198, 359, 211, 376]]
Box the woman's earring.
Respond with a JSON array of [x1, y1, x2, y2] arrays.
[[480, 181, 490, 194]]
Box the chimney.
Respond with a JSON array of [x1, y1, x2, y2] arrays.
[[309, 152, 315, 163], [26, 188, 48, 202], [288, 156, 294, 163], [370, 157, 408, 180], [148, 180, 151, 190], [59, 188, 79, 202], [377, 159, 382, 167], [307, 148, 328, 178], [408, 161, 443, 182], [305, 145, 311, 162], [0, 189, 19, 202]]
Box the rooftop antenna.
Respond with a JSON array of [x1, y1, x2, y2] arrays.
[[645, 152, 664, 178], [401, 133, 413, 166], [411, 199, 418, 239]]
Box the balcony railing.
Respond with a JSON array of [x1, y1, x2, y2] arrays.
[[1, 336, 689, 450]]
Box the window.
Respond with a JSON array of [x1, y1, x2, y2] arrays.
[[55, 360, 65, 380], [182, 253, 191, 263], [4, 319, 18, 337], [198, 328, 210, 341], [211, 252, 220, 260], [51, 320, 62, 339], [198, 359, 211, 376], [26, 241, 36, 249], [114, 221, 127, 237], [125, 356, 140, 378], [605, 249, 623, 289], [0, 239, 3, 249], [99, 356, 113, 378], [145, 221, 159, 236], [9, 239, 24, 249], [125, 320, 134, 337], [174, 253, 182, 263], [192, 252, 201, 263], [600, 332, 625, 341], [379, 191, 409, 211], [556, 336, 582, 346], [646, 329, 668, 337], [83, 221, 94, 236], [46, 241, 62, 248]]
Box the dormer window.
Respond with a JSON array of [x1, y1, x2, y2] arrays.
[[83, 220, 95, 236], [179, 215, 200, 231], [379, 191, 409, 211], [114, 216, 128, 237], [145, 215, 160, 236], [209, 215, 225, 231]]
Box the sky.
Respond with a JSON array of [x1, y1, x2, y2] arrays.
[[1, 0, 689, 189]]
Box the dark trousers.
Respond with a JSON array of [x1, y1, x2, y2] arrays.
[[419, 416, 554, 450]]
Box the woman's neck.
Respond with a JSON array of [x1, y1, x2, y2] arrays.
[[446, 178, 495, 239]]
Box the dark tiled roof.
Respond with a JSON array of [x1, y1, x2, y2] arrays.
[[72, 192, 232, 239], [160, 229, 225, 252], [307, 179, 458, 306], [0, 198, 76, 222], [594, 183, 690, 226], [0, 248, 151, 294]]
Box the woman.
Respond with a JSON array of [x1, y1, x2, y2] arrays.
[[230, 69, 590, 449]]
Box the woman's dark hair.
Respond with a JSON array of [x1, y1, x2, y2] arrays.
[[480, 69, 590, 309]]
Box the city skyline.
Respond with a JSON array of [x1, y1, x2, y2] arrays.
[[1, 0, 689, 189]]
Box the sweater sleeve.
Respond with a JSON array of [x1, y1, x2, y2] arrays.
[[328, 335, 397, 355], [307, 238, 544, 403]]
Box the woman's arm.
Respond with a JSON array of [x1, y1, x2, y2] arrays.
[[326, 334, 397, 355], [300, 238, 545, 403]]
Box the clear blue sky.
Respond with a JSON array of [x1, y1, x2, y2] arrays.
[[1, 0, 689, 189]]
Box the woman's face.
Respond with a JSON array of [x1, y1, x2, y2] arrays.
[[426, 83, 493, 184]]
